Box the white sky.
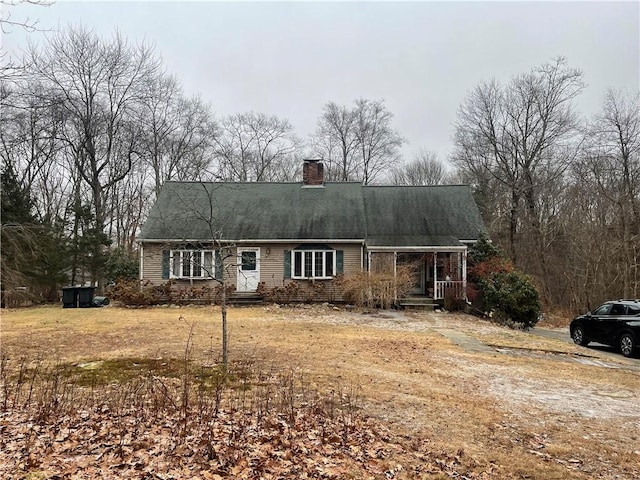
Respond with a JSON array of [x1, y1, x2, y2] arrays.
[[2, 1, 639, 165]]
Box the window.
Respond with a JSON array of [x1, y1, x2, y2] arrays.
[[593, 304, 612, 315], [241, 251, 257, 271], [292, 249, 335, 279], [610, 304, 625, 315], [170, 249, 216, 279]]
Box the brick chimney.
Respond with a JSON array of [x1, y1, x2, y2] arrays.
[[302, 159, 324, 186]]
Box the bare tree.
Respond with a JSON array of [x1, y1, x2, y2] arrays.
[[148, 182, 246, 369], [0, 0, 51, 33], [1, 0, 53, 81], [26, 25, 161, 290], [577, 88, 640, 299], [353, 98, 404, 184], [311, 102, 359, 181], [311, 98, 405, 184], [0, 79, 66, 221], [212, 112, 300, 182], [452, 58, 584, 302], [391, 148, 449, 185], [137, 73, 214, 195]]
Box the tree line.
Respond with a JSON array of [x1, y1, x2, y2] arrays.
[[1, 25, 639, 313]]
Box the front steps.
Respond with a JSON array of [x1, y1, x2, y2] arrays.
[[398, 296, 440, 311], [228, 291, 264, 306]]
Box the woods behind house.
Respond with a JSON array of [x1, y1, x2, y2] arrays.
[[2, 26, 639, 312]]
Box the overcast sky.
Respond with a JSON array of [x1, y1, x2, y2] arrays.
[[2, 1, 639, 165]]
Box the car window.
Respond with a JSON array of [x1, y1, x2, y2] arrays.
[[627, 306, 640, 315], [610, 304, 626, 315], [592, 304, 612, 315]]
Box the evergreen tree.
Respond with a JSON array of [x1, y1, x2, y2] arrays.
[[1, 162, 69, 304], [1, 161, 39, 305], [1, 161, 36, 224]]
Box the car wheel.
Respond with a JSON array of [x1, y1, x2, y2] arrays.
[[619, 332, 636, 358], [571, 325, 589, 346]]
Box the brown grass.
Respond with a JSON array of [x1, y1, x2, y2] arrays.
[[1, 305, 639, 479]]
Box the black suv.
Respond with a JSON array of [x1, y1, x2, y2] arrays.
[[570, 300, 640, 358]]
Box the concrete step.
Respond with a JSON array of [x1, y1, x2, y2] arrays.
[[398, 297, 439, 310], [228, 292, 264, 306], [400, 303, 439, 311]]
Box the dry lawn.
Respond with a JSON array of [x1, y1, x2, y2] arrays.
[[1, 304, 639, 479]]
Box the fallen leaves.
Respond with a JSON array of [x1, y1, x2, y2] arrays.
[[0, 396, 501, 479]]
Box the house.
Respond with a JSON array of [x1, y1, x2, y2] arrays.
[[137, 160, 486, 303]]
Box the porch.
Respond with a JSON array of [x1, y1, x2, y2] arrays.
[[366, 248, 467, 302]]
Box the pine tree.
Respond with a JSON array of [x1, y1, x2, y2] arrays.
[[1, 162, 69, 304], [1, 161, 39, 305], [1, 161, 36, 224]]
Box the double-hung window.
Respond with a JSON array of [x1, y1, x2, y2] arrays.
[[291, 249, 335, 280], [170, 249, 216, 279]]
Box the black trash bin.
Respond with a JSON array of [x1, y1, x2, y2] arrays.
[[62, 286, 97, 308], [62, 287, 78, 308], [77, 286, 96, 308]]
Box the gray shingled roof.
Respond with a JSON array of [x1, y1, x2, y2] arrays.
[[138, 181, 486, 246], [139, 182, 366, 241], [362, 185, 486, 246]]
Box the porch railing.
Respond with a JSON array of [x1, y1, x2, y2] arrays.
[[435, 281, 465, 300]]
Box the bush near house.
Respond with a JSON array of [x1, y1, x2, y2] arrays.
[[256, 281, 301, 304], [108, 280, 234, 306], [337, 265, 415, 309], [468, 234, 541, 329], [480, 270, 542, 329]]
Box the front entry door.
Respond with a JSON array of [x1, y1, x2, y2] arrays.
[[398, 253, 425, 295], [237, 248, 260, 292]]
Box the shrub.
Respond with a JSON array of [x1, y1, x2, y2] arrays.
[[108, 280, 234, 306], [336, 265, 414, 309], [467, 232, 502, 265], [256, 281, 300, 304], [480, 271, 541, 329], [468, 256, 514, 283], [108, 279, 159, 306], [104, 247, 139, 283]]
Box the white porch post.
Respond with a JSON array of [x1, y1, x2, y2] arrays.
[[393, 251, 398, 302], [433, 252, 438, 299], [462, 250, 467, 300], [393, 251, 397, 276], [139, 243, 144, 286]]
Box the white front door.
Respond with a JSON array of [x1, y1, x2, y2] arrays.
[[237, 248, 260, 292]]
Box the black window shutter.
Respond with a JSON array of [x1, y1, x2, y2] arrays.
[[162, 250, 170, 279], [336, 250, 344, 274], [215, 250, 223, 280], [284, 250, 291, 279]]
